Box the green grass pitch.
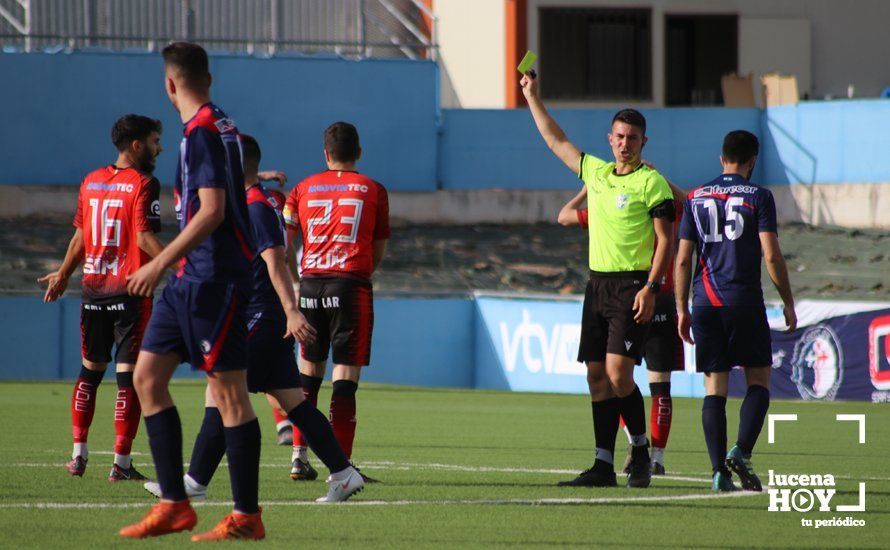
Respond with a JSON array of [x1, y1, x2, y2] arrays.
[[0, 380, 886, 548]]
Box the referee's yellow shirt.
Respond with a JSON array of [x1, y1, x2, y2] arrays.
[[579, 153, 673, 273]]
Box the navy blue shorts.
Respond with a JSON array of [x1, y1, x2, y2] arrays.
[[245, 309, 301, 393], [692, 305, 772, 373], [141, 277, 248, 372]]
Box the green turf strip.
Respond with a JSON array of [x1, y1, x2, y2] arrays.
[[0, 381, 886, 548]]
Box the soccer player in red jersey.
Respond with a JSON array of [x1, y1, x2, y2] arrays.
[[144, 135, 365, 503], [558, 181, 686, 475], [283, 122, 390, 482], [39, 115, 164, 482], [119, 42, 263, 541]]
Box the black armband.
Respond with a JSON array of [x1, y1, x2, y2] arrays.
[[649, 199, 676, 221]]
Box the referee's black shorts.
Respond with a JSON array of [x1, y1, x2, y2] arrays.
[[577, 271, 651, 365]]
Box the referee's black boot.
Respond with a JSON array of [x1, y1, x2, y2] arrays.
[[626, 445, 652, 488], [557, 460, 617, 487]]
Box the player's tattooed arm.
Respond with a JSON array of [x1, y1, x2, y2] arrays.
[[519, 72, 583, 175], [674, 239, 695, 344], [37, 228, 85, 303], [372, 239, 388, 272], [557, 185, 587, 226], [127, 187, 226, 297], [260, 245, 317, 344], [760, 232, 797, 332]]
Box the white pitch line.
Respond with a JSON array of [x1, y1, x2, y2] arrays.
[[0, 490, 764, 510]]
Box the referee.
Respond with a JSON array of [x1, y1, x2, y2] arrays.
[[521, 72, 675, 488]]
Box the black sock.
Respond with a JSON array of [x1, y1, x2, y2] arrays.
[[737, 384, 770, 456], [617, 385, 648, 447], [702, 395, 728, 474], [649, 381, 670, 397], [144, 407, 186, 501], [187, 407, 226, 487], [224, 418, 261, 514], [287, 400, 350, 473], [300, 373, 323, 396], [591, 398, 620, 471], [79, 365, 105, 385], [115, 371, 132, 387]]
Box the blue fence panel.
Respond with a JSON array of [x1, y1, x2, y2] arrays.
[[439, 107, 762, 190], [0, 52, 438, 191], [763, 100, 890, 184]]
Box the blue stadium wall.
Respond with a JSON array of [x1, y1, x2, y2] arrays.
[[3, 295, 887, 402], [3, 51, 890, 190]]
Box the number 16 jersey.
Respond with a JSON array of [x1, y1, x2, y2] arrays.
[[678, 173, 777, 308], [283, 170, 390, 281]]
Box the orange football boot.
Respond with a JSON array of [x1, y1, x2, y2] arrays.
[[119, 500, 197, 538], [191, 509, 265, 542]]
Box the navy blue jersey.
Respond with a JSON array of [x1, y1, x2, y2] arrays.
[[246, 183, 287, 314], [678, 173, 778, 307], [173, 103, 253, 286]]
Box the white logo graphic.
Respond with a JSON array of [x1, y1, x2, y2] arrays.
[[616, 193, 629, 209], [767, 414, 867, 528], [200, 340, 212, 355], [790, 325, 844, 400], [624, 340, 633, 351], [150, 200, 161, 217], [498, 309, 585, 375]]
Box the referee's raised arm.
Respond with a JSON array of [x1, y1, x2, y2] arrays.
[[520, 71, 583, 174]]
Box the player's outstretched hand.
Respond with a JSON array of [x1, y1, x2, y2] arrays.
[[783, 304, 797, 333], [519, 71, 538, 99], [285, 310, 317, 345], [126, 261, 163, 298], [632, 287, 656, 324], [37, 271, 68, 303], [677, 309, 694, 344], [258, 170, 288, 187]]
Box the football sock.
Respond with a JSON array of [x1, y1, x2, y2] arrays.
[[144, 407, 187, 501], [224, 418, 261, 515], [187, 407, 227, 487], [649, 382, 672, 462], [329, 380, 358, 459], [287, 400, 350, 473], [591, 398, 620, 469], [702, 395, 729, 474], [71, 366, 105, 455], [293, 374, 322, 450], [736, 384, 770, 456], [272, 407, 290, 432], [113, 371, 140, 469], [617, 385, 648, 448]]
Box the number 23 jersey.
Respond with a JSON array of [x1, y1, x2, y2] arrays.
[[678, 173, 777, 307], [283, 170, 390, 281]]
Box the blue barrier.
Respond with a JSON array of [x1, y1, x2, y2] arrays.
[[0, 51, 438, 191], [439, 108, 763, 190], [4, 51, 890, 191]]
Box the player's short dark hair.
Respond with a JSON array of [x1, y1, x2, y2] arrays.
[[162, 41, 209, 85], [111, 114, 162, 152], [240, 134, 261, 168], [722, 130, 760, 164], [611, 109, 646, 135], [323, 122, 361, 163]]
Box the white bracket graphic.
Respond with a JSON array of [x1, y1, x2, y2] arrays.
[[836, 482, 866, 512], [768, 414, 798, 444], [835, 414, 866, 444]]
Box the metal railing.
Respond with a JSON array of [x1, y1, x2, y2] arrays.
[[0, 0, 437, 60]]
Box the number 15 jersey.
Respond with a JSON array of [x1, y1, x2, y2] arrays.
[[283, 170, 390, 281], [678, 173, 777, 308]]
